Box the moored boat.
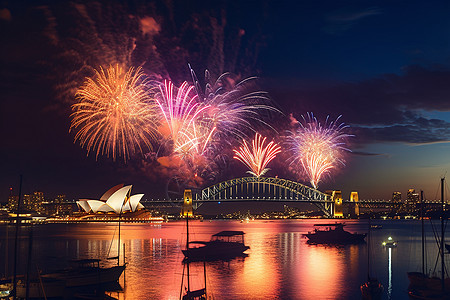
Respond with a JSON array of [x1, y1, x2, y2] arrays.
[[42, 259, 125, 287], [303, 223, 366, 244], [361, 277, 383, 300], [382, 237, 397, 248], [182, 231, 250, 260]]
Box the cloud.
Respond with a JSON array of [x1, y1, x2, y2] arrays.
[[140, 16, 160, 36], [271, 65, 450, 146], [324, 7, 381, 35]]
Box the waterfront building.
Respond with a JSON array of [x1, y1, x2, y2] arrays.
[[406, 188, 419, 213], [76, 184, 144, 214], [392, 192, 401, 203], [7, 193, 18, 211], [29, 191, 45, 213]]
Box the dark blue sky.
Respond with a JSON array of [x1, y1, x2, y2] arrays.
[[1, 0, 449, 205]]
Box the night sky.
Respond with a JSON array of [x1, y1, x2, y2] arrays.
[[1, 0, 450, 206]]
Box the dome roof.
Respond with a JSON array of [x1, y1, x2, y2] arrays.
[[77, 185, 144, 213]]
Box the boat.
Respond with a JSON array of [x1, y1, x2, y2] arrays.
[[42, 193, 127, 288], [182, 231, 250, 261], [42, 259, 125, 287], [361, 278, 384, 300], [382, 237, 397, 248], [302, 223, 366, 244], [407, 178, 450, 299], [361, 218, 384, 300]]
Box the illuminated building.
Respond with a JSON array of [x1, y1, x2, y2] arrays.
[[76, 184, 144, 214], [29, 191, 45, 213], [406, 188, 419, 213], [392, 192, 401, 203]]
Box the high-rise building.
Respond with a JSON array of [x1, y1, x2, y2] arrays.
[[392, 192, 401, 203], [7, 189, 19, 212], [28, 191, 45, 213], [22, 194, 31, 211], [405, 188, 419, 213]]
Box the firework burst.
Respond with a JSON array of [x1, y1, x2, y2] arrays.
[[70, 64, 158, 161], [191, 68, 280, 142], [285, 113, 352, 189], [233, 133, 281, 177], [153, 80, 214, 158]]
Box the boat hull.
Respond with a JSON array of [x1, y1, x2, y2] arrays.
[[182, 242, 249, 260], [42, 265, 125, 287], [361, 280, 383, 300]]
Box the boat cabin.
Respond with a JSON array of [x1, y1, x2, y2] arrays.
[[211, 231, 246, 243]]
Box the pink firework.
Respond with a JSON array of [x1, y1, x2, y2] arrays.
[[285, 113, 352, 189], [153, 80, 214, 157], [190, 68, 280, 142], [233, 133, 281, 177]]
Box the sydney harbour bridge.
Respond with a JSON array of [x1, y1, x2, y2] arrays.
[[142, 176, 408, 218]]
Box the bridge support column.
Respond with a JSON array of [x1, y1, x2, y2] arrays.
[[330, 190, 343, 218], [181, 189, 193, 217], [349, 191, 360, 218]]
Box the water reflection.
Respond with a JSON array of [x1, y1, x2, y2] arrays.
[[388, 247, 392, 299], [0, 220, 432, 299]]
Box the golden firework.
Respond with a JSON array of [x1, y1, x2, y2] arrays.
[[70, 64, 158, 161]]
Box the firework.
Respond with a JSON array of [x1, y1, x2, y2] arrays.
[[70, 64, 158, 161], [190, 68, 280, 142], [233, 133, 281, 177], [153, 80, 214, 158], [285, 113, 352, 189]]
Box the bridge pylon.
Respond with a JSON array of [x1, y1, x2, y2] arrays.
[[349, 191, 360, 218], [327, 190, 343, 218], [181, 189, 193, 217]]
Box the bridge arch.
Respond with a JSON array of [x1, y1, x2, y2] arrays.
[[197, 177, 334, 216]]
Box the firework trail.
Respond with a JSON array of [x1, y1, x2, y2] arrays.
[[233, 133, 281, 177], [70, 64, 158, 161], [190, 68, 280, 142], [153, 80, 214, 159], [285, 113, 352, 189]]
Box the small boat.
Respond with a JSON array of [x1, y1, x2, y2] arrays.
[[303, 223, 366, 244], [382, 237, 397, 248], [182, 231, 250, 260], [370, 225, 382, 230], [361, 277, 383, 300], [42, 259, 125, 287]]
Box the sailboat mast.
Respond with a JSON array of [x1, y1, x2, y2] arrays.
[[441, 176, 445, 293], [367, 217, 371, 281], [186, 215, 190, 295], [13, 175, 23, 300], [421, 190, 425, 275], [118, 209, 121, 267]]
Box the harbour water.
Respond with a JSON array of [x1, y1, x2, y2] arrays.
[[1, 219, 447, 299]]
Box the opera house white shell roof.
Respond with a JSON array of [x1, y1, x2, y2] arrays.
[[77, 184, 145, 214]]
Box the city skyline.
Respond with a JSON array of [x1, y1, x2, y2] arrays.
[[1, 1, 450, 204]]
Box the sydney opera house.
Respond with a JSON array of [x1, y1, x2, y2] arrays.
[[77, 184, 145, 214]]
